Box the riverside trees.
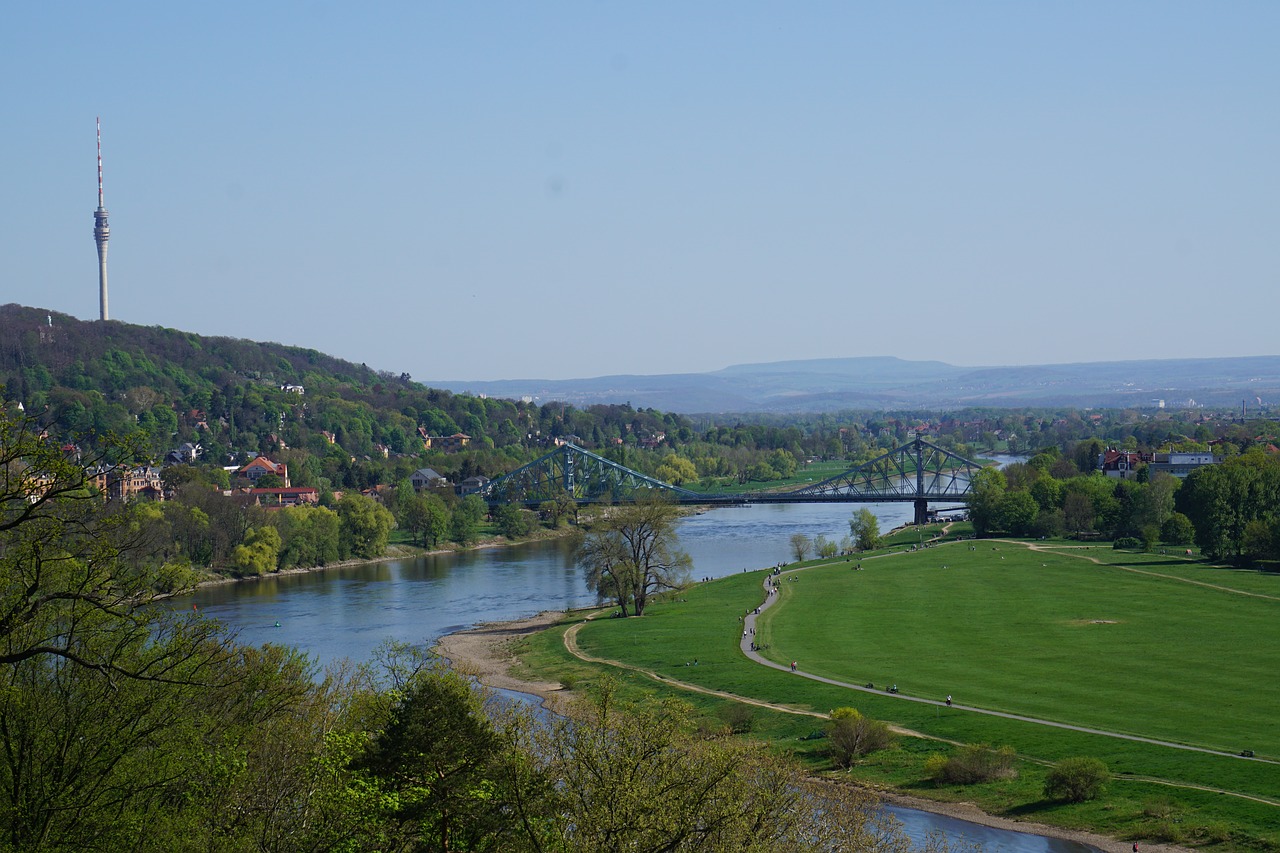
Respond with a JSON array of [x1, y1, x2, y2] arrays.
[[578, 493, 691, 616]]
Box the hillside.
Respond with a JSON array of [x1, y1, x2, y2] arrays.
[[0, 303, 684, 485], [433, 354, 1280, 413]]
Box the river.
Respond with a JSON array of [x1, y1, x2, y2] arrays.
[[187, 500, 1101, 852]]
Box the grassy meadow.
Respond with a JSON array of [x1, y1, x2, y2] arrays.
[[510, 536, 1280, 850]]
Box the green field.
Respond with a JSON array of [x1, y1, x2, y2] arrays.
[[757, 540, 1280, 755], [513, 539, 1280, 850]]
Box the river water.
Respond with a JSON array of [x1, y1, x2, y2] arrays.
[[187, 500, 1101, 853]]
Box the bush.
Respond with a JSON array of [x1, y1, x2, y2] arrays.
[[1113, 536, 1142, 550], [717, 703, 755, 734], [1044, 756, 1108, 802], [826, 708, 894, 768], [927, 743, 1018, 785]]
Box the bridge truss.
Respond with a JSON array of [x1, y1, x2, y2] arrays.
[[481, 438, 982, 523]]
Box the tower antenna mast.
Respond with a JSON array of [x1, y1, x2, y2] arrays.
[[94, 117, 111, 321]]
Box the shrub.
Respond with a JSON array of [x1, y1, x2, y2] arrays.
[[928, 743, 1018, 785], [718, 703, 755, 734], [826, 707, 894, 768], [1113, 536, 1142, 550], [1044, 756, 1108, 802]]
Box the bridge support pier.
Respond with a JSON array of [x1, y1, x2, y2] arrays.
[[913, 498, 929, 526]]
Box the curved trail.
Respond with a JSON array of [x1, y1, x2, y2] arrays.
[[561, 538, 1279, 808]]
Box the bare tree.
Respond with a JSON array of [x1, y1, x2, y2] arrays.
[[578, 492, 690, 616]]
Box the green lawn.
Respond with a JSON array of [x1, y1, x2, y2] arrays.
[[756, 541, 1280, 756], [513, 542, 1280, 849]]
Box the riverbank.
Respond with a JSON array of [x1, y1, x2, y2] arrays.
[[435, 611, 1195, 853], [188, 522, 584, 593]]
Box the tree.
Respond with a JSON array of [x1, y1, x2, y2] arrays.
[[655, 456, 697, 486], [531, 681, 949, 853], [351, 660, 530, 853], [965, 467, 1005, 537], [995, 491, 1039, 536], [1160, 512, 1195, 546], [826, 707, 894, 768], [493, 503, 533, 539], [336, 493, 395, 559], [230, 523, 281, 575], [0, 405, 220, 678], [276, 503, 341, 568], [403, 492, 450, 548], [849, 508, 883, 551], [577, 493, 691, 617], [1043, 757, 1109, 802], [450, 494, 487, 546], [789, 533, 812, 562]]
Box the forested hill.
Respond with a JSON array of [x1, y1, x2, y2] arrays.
[[0, 303, 689, 486]]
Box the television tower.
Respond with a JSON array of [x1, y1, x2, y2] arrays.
[[93, 117, 110, 321]]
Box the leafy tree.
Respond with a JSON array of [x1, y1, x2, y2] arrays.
[[1160, 512, 1195, 546], [965, 467, 1006, 537], [1043, 757, 1109, 802], [826, 707, 894, 768], [336, 493, 395, 559], [493, 504, 533, 539], [577, 494, 690, 617], [275, 504, 341, 568], [655, 456, 697, 486], [351, 661, 529, 853], [789, 533, 812, 562], [450, 494, 487, 546], [849, 507, 883, 551], [230, 524, 282, 575], [995, 491, 1039, 536], [403, 492, 450, 548]]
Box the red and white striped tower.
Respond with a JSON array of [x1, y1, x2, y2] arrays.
[[94, 117, 110, 321]]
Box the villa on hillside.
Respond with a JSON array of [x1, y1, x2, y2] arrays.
[[411, 467, 448, 491], [238, 456, 290, 487], [419, 430, 471, 452], [457, 475, 490, 496]]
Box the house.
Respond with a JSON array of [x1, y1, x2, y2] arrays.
[[281, 384, 305, 395], [108, 465, 165, 502], [1099, 449, 1151, 479], [410, 467, 448, 492], [238, 456, 290, 487], [248, 487, 319, 507], [457, 475, 491, 496], [422, 432, 471, 452], [164, 442, 203, 465], [1148, 451, 1220, 479]]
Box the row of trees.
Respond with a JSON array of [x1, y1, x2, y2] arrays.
[[966, 445, 1192, 545]]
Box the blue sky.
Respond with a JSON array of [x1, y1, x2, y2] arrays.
[[4, 3, 1277, 381]]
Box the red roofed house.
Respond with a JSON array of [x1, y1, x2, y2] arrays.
[[238, 456, 290, 487]]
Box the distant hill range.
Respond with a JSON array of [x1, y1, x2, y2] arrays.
[[432, 355, 1280, 413]]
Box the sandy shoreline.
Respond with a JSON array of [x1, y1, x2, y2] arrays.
[[434, 611, 1194, 853]]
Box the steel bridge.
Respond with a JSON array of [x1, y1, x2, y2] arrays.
[[480, 438, 982, 524]]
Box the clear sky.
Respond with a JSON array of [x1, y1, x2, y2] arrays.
[[4, 3, 1277, 381]]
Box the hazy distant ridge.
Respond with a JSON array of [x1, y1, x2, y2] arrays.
[[432, 355, 1280, 413]]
